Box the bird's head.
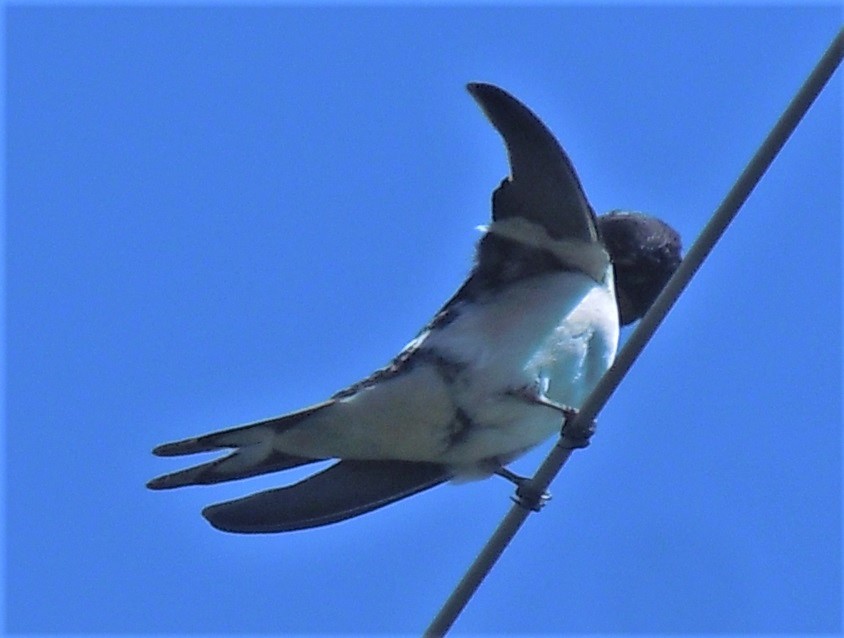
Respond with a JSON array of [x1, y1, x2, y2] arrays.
[[597, 210, 682, 326]]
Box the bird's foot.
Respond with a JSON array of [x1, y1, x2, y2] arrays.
[[559, 408, 597, 450], [506, 385, 594, 447], [495, 467, 551, 512], [506, 385, 578, 420]]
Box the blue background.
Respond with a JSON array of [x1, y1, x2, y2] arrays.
[[5, 5, 841, 634]]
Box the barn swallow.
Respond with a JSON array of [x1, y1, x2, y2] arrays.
[[148, 83, 682, 533]]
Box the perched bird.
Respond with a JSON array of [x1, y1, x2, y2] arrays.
[[148, 83, 682, 533]]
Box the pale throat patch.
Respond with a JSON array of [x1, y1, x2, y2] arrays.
[[481, 217, 610, 283]]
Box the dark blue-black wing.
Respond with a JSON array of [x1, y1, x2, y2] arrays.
[[202, 460, 452, 533]]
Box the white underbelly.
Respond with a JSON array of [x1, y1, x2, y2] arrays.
[[275, 270, 619, 470], [429, 270, 620, 466]]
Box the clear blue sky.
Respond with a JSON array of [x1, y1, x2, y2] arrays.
[[5, 5, 841, 634]]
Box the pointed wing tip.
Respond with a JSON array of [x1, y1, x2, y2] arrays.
[[202, 501, 312, 534], [202, 503, 245, 533], [466, 81, 505, 99], [466, 82, 516, 117], [465, 81, 486, 95]]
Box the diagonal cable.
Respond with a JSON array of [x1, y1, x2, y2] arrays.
[[426, 27, 844, 637]]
